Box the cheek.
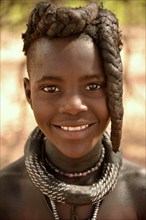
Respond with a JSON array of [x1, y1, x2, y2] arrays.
[[93, 96, 110, 121], [101, 101, 110, 121], [31, 96, 54, 125]]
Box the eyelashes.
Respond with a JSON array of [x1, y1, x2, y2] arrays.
[[42, 85, 59, 93], [42, 83, 104, 94], [86, 83, 102, 91]]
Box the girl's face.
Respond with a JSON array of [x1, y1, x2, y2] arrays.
[[24, 37, 110, 158]]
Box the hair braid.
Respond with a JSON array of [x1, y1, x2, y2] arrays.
[[22, 3, 98, 53], [97, 9, 123, 152], [22, 2, 123, 152]]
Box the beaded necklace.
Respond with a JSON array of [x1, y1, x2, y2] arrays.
[[45, 146, 105, 178], [50, 200, 100, 220]]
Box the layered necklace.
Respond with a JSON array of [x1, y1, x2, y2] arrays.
[[25, 127, 122, 219]]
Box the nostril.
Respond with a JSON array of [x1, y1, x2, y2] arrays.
[[59, 95, 88, 115]]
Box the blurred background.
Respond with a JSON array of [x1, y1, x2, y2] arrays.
[[1, 0, 145, 168]]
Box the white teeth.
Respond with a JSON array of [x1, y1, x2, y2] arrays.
[[61, 125, 89, 131]]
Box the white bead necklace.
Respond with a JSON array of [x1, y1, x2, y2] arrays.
[[50, 200, 100, 220]]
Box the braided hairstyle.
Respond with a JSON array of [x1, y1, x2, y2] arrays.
[[22, 2, 123, 152]]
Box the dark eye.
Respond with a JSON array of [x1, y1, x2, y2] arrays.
[[42, 86, 59, 93], [86, 83, 102, 91]]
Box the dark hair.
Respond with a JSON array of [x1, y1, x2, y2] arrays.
[[22, 2, 123, 152]]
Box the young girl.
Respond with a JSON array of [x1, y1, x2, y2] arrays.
[[1, 2, 145, 220]]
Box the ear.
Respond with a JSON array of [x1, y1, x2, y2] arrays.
[[23, 77, 32, 107]]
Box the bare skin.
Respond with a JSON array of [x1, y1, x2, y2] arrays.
[[0, 37, 145, 220], [1, 158, 145, 220]]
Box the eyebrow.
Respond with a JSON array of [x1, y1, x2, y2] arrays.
[[80, 74, 105, 81], [36, 73, 104, 84], [36, 75, 63, 83]]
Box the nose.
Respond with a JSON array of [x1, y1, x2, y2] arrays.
[[59, 94, 88, 115]]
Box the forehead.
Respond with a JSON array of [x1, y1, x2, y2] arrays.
[[28, 36, 94, 59], [27, 36, 104, 80]]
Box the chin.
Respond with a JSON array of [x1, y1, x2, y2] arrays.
[[61, 147, 91, 159]]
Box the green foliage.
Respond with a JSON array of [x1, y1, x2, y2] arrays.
[[1, 0, 35, 30], [0, 0, 145, 31], [62, 0, 89, 7], [103, 0, 146, 25]]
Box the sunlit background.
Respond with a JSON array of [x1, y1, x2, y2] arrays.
[[1, 0, 145, 168]]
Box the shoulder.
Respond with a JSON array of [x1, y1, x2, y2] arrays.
[[0, 158, 55, 220], [1, 157, 26, 175], [121, 159, 145, 188], [0, 157, 27, 187], [0, 157, 29, 219], [1, 156, 26, 183], [0, 156, 26, 188], [120, 159, 146, 217], [1, 157, 26, 195]]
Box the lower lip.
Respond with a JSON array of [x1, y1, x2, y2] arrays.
[[52, 124, 96, 140]]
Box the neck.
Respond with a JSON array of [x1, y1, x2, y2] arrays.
[[44, 140, 102, 173]]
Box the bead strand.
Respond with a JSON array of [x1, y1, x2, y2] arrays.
[[45, 146, 105, 178], [50, 200, 100, 220], [50, 200, 59, 220]]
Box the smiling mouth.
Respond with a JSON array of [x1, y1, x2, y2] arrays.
[[52, 123, 96, 139], [60, 124, 89, 131]]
